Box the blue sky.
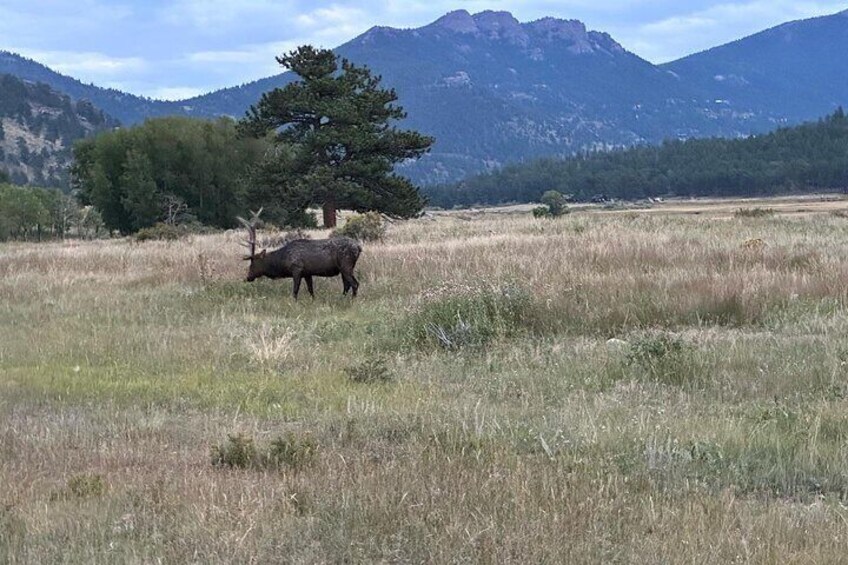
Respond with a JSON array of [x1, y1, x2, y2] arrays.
[[2, 0, 846, 100]]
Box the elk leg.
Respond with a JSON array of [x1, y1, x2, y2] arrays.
[[292, 273, 302, 300], [349, 273, 359, 298], [305, 276, 315, 299]]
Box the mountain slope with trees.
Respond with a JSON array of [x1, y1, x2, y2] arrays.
[[0, 73, 116, 187], [2, 9, 848, 186], [0, 51, 184, 124], [182, 10, 758, 183], [424, 109, 848, 207], [664, 10, 848, 123]]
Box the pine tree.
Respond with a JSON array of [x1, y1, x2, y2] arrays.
[[239, 46, 434, 227]]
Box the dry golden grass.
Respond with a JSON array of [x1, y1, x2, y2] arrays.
[[4, 201, 848, 562]]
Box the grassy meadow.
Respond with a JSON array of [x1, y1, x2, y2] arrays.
[[4, 198, 848, 562]]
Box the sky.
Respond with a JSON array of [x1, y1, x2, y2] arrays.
[[2, 0, 846, 100]]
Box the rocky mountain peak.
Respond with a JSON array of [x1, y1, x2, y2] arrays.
[[526, 17, 586, 40], [425, 11, 623, 53], [431, 10, 477, 33], [473, 10, 528, 45]]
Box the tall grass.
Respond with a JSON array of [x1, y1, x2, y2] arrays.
[[4, 207, 848, 562]]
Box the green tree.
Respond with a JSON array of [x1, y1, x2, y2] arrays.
[[120, 149, 159, 232], [0, 184, 50, 240], [540, 190, 569, 217], [73, 117, 265, 234], [239, 46, 434, 228], [425, 109, 848, 207]]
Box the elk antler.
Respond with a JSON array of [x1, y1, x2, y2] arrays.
[[236, 207, 263, 259]]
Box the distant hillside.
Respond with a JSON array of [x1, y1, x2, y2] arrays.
[[425, 109, 848, 207], [0, 51, 184, 124], [664, 10, 848, 122], [180, 10, 761, 183], [2, 9, 848, 186], [0, 73, 117, 187]]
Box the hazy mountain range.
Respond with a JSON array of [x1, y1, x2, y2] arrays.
[[1, 8, 847, 186]]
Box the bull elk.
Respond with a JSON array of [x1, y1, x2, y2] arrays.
[[238, 209, 362, 299]]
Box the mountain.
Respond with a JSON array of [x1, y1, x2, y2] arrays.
[[0, 73, 117, 187], [179, 10, 761, 183], [425, 109, 848, 207], [0, 51, 186, 124], [664, 9, 848, 123], [2, 9, 847, 185]]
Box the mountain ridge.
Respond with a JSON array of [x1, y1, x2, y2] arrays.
[[1, 9, 847, 185], [0, 73, 117, 187]]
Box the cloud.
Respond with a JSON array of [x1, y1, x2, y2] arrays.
[[2, 0, 848, 98], [158, 0, 295, 31], [149, 86, 206, 100], [9, 48, 147, 79], [621, 0, 848, 61]]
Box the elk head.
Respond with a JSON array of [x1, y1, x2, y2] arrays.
[[237, 208, 265, 282]]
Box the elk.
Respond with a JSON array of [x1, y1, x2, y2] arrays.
[[238, 209, 362, 299]]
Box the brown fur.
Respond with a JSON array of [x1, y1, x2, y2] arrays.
[[245, 237, 362, 299]]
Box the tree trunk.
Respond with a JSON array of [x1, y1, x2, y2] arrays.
[[322, 198, 337, 228]]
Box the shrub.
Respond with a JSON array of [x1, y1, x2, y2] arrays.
[[626, 332, 702, 386], [345, 355, 394, 384], [258, 228, 312, 250], [332, 212, 386, 241], [135, 222, 184, 241], [281, 209, 318, 229], [532, 206, 551, 218], [532, 191, 570, 218], [211, 434, 258, 469], [541, 190, 570, 217], [50, 473, 106, 501], [734, 207, 775, 218], [211, 432, 318, 471], [267, 433, 317, 470], [400, 283, 535, 350], [67, 474, 106, 498]]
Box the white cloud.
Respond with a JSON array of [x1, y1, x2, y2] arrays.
[[150, 86, 205, 100], [623, 0, 848, 61], [9, 49, 147, 78], [3, 0, 848, 98], [159, 0, 297, 32]]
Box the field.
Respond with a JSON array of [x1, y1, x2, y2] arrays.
[[4, 196, 848, 562]]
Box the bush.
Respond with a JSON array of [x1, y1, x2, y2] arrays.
[[345, 355, 394, 383], [332, 212, 386, 241], [211, 432, 318, 471], [532, 191, 570, 218], [626, 332, 702, 386], [267, 433, 317, 470], [532, 206, 551, 218], [734, 207, 775, 218], [50, 473, 106, 501], [400, 283, 535, 350], [281, 209, 318, 229], [211, 434, 258, 469], [67, 474, 106, 498], [135, 222, 185, 241]]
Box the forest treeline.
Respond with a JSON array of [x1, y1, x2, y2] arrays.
[[423, 109, 848, 207], [0, 181, 104, 241], [5, 109, 848, 240]]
